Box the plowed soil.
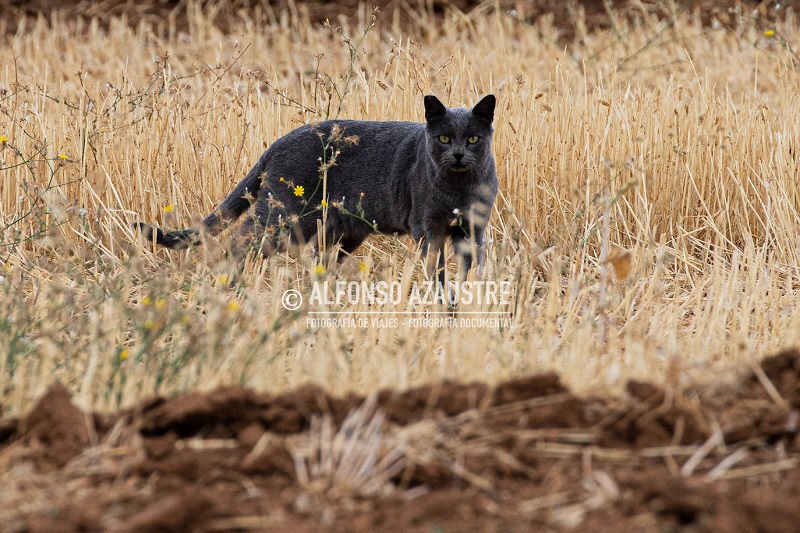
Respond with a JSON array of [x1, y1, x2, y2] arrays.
[[2, 349, 800, 532], [0, 0, 783, 37]]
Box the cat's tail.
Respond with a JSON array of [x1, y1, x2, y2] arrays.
[[133, 153, 267, 250]]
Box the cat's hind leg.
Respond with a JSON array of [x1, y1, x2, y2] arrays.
[[334, 233, 368, 263], [317, 217, 368, 264]]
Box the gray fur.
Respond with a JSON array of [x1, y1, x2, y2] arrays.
[[135, 94, 498, 282]]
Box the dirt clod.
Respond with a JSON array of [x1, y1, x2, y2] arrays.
[[17, 383, 91, 469]]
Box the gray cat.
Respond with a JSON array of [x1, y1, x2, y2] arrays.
[[135, 94, 497, 282]]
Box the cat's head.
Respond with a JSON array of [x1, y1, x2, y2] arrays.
[[424, 94, 495, 173]]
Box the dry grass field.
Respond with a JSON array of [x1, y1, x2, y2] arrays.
[[3, 2, 800, 530], [1, 3, 800, 414]]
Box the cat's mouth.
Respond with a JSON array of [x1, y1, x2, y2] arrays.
[[448, 163, 470, 172]]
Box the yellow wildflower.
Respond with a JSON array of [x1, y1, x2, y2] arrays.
[[216, 274, 230, 285], [57, 153, 68, 160], [163, 204, 175, 213], [765, 29, 776, 37], [142, 296, 152, 306], [119, 349, 129, 361], [294, 185, 305, 197], [320, 199, 328, 207], [358, 261, 369, 273], [0, 136, 8, 143], [227, 301, 240, 312], [155, 298, 166, 309], [279, 177, 285, 182], [315, 264, 326, 275]]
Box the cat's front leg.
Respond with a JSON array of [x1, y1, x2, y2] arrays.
[[452, 228, 485, 283], [420, 231, 447, 285]]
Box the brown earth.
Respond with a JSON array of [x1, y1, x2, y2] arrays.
[[1, 349, 799, 532], [0, 0, 786, 38]]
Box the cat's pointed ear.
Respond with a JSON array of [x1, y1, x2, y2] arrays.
[[472, 94, 496, 123], [424, 95, 447, 121]]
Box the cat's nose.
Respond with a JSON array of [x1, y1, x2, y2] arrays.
[[453, 153, 464, 161]]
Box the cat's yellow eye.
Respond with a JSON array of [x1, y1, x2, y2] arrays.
[[438, 135, 450, 144], [467, 135, 480, 144]]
